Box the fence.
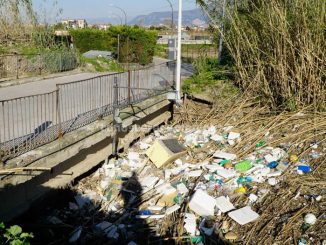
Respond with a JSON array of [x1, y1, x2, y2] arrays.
[[0, 61, 175, 161], [0, 52, 78, 80]]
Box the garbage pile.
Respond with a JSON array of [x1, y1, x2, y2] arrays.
[[39, 123, 326, 244]]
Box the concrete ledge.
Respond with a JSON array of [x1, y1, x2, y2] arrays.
[[0, 94, 173, 221]]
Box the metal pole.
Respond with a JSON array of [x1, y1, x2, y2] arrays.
[[117, 34, 120, 62], [166, 0, 174, 30], [112, 77, 120, 157], [218, 0, 226, 65], [128, 70, 131, 104], [175, 0, 182, 101], [56, 85, 63, 138]]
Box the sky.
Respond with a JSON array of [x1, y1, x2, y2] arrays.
[[32, 0, 198, 22]]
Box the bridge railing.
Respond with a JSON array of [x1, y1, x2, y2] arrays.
[[0, 61, 175, 161]]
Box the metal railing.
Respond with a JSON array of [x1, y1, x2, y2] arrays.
[[0, 52, 78, 80], [0, 61, 175, 161]]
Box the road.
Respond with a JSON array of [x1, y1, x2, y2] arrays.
[[0, 73, 108, 101]]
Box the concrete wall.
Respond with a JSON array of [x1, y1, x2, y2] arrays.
[[0, 94, 173, 222]]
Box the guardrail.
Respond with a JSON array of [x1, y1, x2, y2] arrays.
[[0, 61, 175, 161], [0, 52, 78, 80]]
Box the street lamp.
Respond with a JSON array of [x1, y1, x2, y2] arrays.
[[109, 4, 127, 25], [166, 0, 174, 30], [109, 12, 123, 25], [176, 0, 182, 101]]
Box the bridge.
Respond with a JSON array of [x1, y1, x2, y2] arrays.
[[0, 60, 191, 221]]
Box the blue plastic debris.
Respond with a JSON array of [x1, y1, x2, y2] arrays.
[[297, 165, 311, 173]]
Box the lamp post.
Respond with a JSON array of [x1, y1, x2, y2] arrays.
[[176, 0, 182, 101], [110, 12, 123, 25], [166, 0, 174, 30], [109, 4, 127, 25]]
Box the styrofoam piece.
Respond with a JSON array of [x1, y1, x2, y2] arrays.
[[215, 169, 237, 179], [139, 142, 151, 150], [248, 194, 258, 203], [228, 206, 259, 225], [188, 170, 203, 177], [148, 205, 164, 211], [128, 152, 140, 161], [177, 183, 189, 194], [228, 140, 236, 146], [211, 134, 224, 142], [264, 154, 277, 163], [184, 213, 197, 235], [156, 183, 177, 195], [189, 189, 216, 217], [94, 221, 112, 232], [213, 151, 237, 160], [266, 171, 282, 177], [175, 159, 183, 166], [205, 164, 224, 172], [228, 132, 240, 140], [166, 204, 180, 215], [141, 176, 159, 189], [136, 214, 165, 219], [215, 196, 235, 213]]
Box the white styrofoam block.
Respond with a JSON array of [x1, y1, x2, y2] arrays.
[[177, 183, 189, 194], [215, 196, 235, 213], [216, 169, 237, 179], [264, 154, 277, 163], [211, 134, 224, 142], [141, 176, 159, 189], [213, 151, 237, 160], [189, 189, 216, 217], [188, 170, 203, 177], [228, 206, 259, 225], [166, 204, 180, 215], [228, 132, 240, 140]]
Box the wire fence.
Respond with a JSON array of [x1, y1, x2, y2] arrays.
[[0, 61, 175, 161], [0, 51, 78, 80]]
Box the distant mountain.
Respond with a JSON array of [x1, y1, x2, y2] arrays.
[[128, 8, 207, 27]]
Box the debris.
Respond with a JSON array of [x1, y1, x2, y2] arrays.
[[215, 196, 235, 213], [228, 132, 240, 140], [234, 160, 252, 172], [68, 226, 82, 243], [213, 151, 237, 160], [146, 139, 186, 168], [304, 213, 317, 225], [225, 232, 238, 241], [184, 213, 197, 236], [166, 204, 181, 215], [189, 189, 216, 217], [289, 154, 299, 163], [228, 206, 260, 225]]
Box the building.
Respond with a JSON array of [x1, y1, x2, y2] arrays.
[[61, 19, 88, 29]]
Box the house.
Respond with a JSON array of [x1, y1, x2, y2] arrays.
[[61, 19, 88, 29]]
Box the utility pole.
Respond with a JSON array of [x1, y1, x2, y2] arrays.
[[176, 0, 182, 101]]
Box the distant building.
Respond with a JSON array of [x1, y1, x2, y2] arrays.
[[61, 19, 88, 29]]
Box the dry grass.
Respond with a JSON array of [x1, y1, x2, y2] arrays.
[[224, 0, 326, 110]]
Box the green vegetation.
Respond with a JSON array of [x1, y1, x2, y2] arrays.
[[70, 26, 157, 65], [80, 56, 123, 72], [183, 58, 238, 97], [0, 222, 33, 245]]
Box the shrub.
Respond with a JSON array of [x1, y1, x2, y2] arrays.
[[70, 26, 157, 65]]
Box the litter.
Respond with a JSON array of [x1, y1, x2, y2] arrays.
[[304, 213, 317, 225], [189, 189, 216, 217], [146, 139, 187, 168], [228, 206, 260, 225], [215, 196, 235, 213], [69, 227, 82, 243], [213, 151, 237, 160]]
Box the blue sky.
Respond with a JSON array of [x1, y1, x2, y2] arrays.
[[33, 0, 198, 21]]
